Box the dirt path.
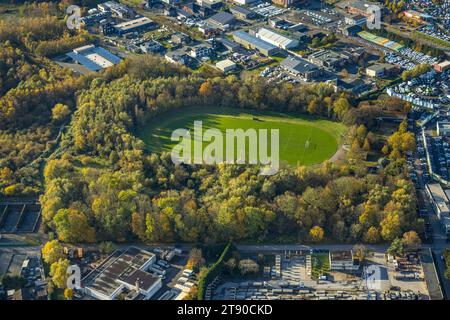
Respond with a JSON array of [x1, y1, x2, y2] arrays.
[[329, 145, 347, 162]]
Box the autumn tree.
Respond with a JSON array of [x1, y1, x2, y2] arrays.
[[186, 248, 205, 271], [50, 258, 70, 289], [380, 212, 402, 241], [42, 240, 65, 265], [353, 244, 367, 263], [402, 231, 421, 251], [364, 226, 380, 243], [64, 288, 73, 300], [309, 226, 325, 242], [51, 103, 71, 122], [53, 208, 96, 243], [387, 238, 404, 256]]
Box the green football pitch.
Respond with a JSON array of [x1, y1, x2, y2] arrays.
[[138, 107, 346, 166]]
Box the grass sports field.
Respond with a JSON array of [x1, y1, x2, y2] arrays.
[[138, 107, 346, 166]]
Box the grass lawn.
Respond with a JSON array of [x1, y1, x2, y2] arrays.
[[137, 107, 346, 167], [311, 253, 330, 280]]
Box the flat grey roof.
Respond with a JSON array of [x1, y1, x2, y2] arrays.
[[281, 56, 319, 73], [232, 30, 278, 52], [230, 5, 253, 15], [209, 11, 235, 25], [219, 37, 241, 50], [118, 269, 159, 291], [426, 184, 449, 213], [337, 0, 383, 11], [114, 17, 154, 32]]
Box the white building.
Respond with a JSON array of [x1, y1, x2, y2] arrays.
[[216, 59, 237, 73], [83, 247, 162, 300], [190, 45, 212, 58], [426, 184, 450, 219], [426, 184, 450, 237], [66, 45, 122, 73], [329, 250, 359, 271], [256, 27, 299, 50], [232, 0, 257, 5]]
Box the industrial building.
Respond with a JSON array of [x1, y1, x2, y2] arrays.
[[98, 1, 134, 19], [208, 11, 236, 30], [80, 11, 111, 26], [329, 250, 359, 271], [366, 63, 397, 78], [196, 0, 223, 10], [232, 0, 257, 5], [308, 50, 349, 69], [218, 37, 241, 52], [230, 5, 256, 19], [435, 60, 450, 73], [337, 0, 384, 17], [114, 17, 157, 35], [344, 13, 367, 26], [216, 59, 237, 72], [280, 56, 321, 81], [101, 22, 115, 36], [425, 184, 450, 236], [256, 27, 299, 49], [437, 121, 450, 137], [66, 45, 122, 72], [232, 30, 280, 56], [82, 247, 162, 300]]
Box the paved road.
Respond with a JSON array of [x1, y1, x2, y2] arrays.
[[235, 244, 389, 252]]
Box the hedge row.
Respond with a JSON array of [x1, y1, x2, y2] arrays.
[[197, 241, 233, 300]]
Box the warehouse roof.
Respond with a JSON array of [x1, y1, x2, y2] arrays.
[[281, 56, 319, 74], [66, 45, 121, 71], [216, 59, 236, 69], [337, 0, 383, 11], [83, 247, 155, 298], [114, 17, 154, 32], [219, 37, 241, 50], [118, 269, 159, 291], [209, 11, 235, 26], [426, 184, 450, 213], [257, 27, 297, 48], [232, 30, 278, 52], [230, 5, 253, 16]]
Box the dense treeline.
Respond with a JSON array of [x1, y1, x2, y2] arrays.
[[0, 8, 91, 196], [0, 128, 54, 195], [38, 54, 420, 244]]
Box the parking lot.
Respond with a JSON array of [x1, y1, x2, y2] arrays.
[[418, 25, 450, 43], [212, 249, 429, 300], [250, 3, 286, 18], [296, 9, 341, 28]]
